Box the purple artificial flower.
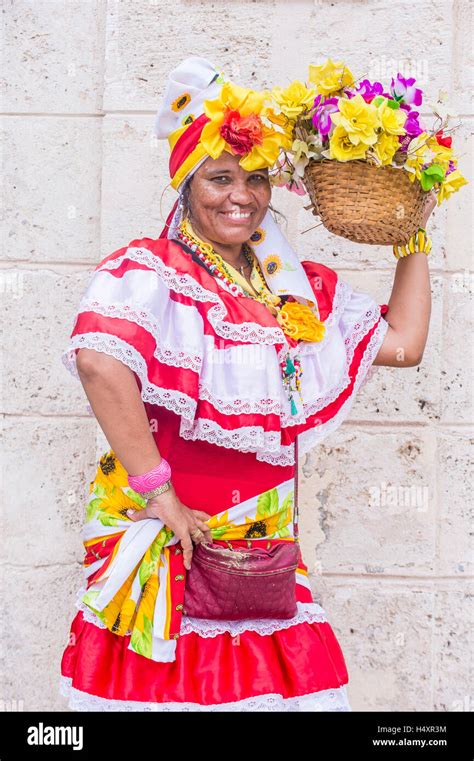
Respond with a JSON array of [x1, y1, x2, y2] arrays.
[[311, 95, 339, 136], [390, 74, 423, 106], [355, 79, 384, 103], [404, 110, 423, 137], [446, 160, 456, 176]]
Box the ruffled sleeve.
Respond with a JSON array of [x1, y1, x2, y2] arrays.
[[61, 236, 389, 467], [61, 238, 207, 416]]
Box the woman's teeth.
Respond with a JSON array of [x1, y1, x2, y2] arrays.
[[224, 211, 252, 219]]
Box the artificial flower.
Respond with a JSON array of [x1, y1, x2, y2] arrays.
[[420, 164, 445, 191], [308, 58, 355, 96], [376, 97, 408, 135], [372, 132, 400, 165], [291, 138, 321, 177], [435, 129, 452, 148], [270, 80, 318, 121], [404, 132, 434, 180], [328, 125, 369, 161], [436, 168, 468, 204], [201, 81, 291, 171], [355, 79, 385, 103], [311, 95, 339, 136], [220, 110, 263, 155], [276, 301, 326, 342], [425, 135, 454, 171], [403, 110, 423, 139], [390, 74, 423, 106], [330, 94, 379, 146]]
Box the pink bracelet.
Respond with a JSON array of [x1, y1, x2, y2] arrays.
[[127, 458, 172, 494]]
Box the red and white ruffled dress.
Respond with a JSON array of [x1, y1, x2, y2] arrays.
[[59, 234, 389, 711]]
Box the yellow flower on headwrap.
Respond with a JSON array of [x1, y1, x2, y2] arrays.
[[276, 301, 326, 342], [270, 80, 318, 121], [308, 58, 355, 97], [200, 81, 292, 171]]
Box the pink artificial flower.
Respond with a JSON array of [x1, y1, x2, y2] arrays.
[[311, 95, 339, 136], [285, 177, 307, 196], [355, 79, 384, 103], [390, 74, 423, 107]]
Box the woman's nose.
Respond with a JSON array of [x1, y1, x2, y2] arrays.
[[228, 183, 254, 205]]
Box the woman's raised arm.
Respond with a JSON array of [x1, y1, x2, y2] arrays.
[[372, 190, 437, 368]]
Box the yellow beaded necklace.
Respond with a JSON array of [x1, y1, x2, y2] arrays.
[[177, 218, 325, 344]]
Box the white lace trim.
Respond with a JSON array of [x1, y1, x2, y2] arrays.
[[62, 313, 385, 468], [59, 675, 352, 712], [62, 245, 387, 466], [74, 584, 328, 638], [78, 603, 328, 639], [100, 246, 288, 345], [75, 298, 203, 374]]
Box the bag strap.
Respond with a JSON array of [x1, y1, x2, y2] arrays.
[[293, 435, 299, 542]]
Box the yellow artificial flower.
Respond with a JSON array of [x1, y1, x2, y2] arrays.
[[330, 94, 378, 146], [425, 136, 454, 171], [376, 98, 407, 135], [200, 81, 292, 172], [308, 58, 355, 96], [276, 301, 326, 342], [270, 80, 318, 121], [437, 169, 469, 204], [373, 132, 400, 165], [404, 132, 432, 181], [329, 125, 369, 161]]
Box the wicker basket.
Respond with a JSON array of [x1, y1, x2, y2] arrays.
[[303, 158, 426, 245]]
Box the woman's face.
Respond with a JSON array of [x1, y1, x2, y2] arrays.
[[186, 152, 272, 246]]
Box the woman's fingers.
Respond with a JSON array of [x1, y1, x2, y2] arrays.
[[126, 506, 151, 521], [180, 530, 194, 570], [193, 519, 212, 544]]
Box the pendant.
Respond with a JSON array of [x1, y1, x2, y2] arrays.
[[280, 349, 304, 416]]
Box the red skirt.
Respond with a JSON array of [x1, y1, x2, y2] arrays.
[[59, 408, 351, 711]]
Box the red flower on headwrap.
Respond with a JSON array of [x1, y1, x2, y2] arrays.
[[219, 108, 264, 156]]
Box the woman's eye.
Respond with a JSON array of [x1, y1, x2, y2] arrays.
[[212, 176, 230, 183], [250, 175, 267, 182]]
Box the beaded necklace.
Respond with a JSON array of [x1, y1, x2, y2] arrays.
[[175, 218, 304, 416]]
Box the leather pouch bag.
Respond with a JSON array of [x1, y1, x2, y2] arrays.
[[182, 436, 300, 620]]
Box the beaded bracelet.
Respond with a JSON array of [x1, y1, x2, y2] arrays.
[[393, 227, 432, 260]]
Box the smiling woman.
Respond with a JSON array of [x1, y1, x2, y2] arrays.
[[180, 153, 272, 285], [58, 55, 433, 713]]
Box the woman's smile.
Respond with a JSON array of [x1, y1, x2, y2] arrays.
[[219, 208, 255, 224]]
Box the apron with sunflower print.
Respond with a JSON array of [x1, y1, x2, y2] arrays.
[[80, 450, 301, 664]]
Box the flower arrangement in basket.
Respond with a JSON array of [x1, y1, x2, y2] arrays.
[[266, 59, 468, 245]]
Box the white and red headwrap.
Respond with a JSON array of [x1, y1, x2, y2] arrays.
[[153, 56, 320, 314]]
